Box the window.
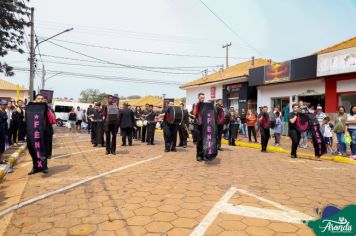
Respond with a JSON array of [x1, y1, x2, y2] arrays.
[[339, 93, 356, 113], [55, 105, 73, 113]]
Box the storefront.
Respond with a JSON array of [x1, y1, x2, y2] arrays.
[[180, 59, 270, 112], [249, 55, 321, 113], [317, 46, 356, 113]]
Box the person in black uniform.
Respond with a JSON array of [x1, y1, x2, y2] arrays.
[[0, 100, 8, 164], [119, 102, 135, 146], [87, 105, 94, 134], [159, 101, 178, 152], [145, 104, 157, 145], [141, 104, 149, 143], [189, 104, 198, 145], [103, 95, 120, 155], [216, 99, 225, 151], [134, 106, 143, 140], [89, 103, 105, 147], [178, 103, 189, 148], [289, 104, 301, 158], [193, 93, 206, 161], [259, 106, 270, 152]]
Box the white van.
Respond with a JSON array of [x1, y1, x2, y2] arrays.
[[53, 101, 93, 127]]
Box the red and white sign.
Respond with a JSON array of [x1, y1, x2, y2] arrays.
[[211, 87, 216, 99]]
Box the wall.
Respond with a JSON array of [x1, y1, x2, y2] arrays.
[[257, 79, 325, 110], [0, 90, 28, 101], [185, 84, 223, 111]]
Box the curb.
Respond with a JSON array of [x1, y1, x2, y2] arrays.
[[0, 143, 27, 182], [157, 129, 355, 165]]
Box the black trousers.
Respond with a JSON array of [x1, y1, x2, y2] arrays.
[[260, 127, 270, 151], [46, 126, 53, 157], [105, 124, 118, 152], [289, 129, 301, 156], [134, 127, 141, 140], [146, 123, 156, 144], [141, 126, 147, 142], [11, 123, 19, 143], [217, 125, 224, 148], [162, 123, 178, 150], [196, 125, 203, 158], [121, 127, 133, 145], [248, 126, 257, 142], [0, 127, 5, 153], [27, 139, 48, 171], [178, 124, 188, 146], [91, 121, 104, 145], [18, 121, 26, 141], [192, 124, 199, 144]]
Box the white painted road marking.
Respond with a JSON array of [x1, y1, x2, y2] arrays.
[[191, 187, 313, 236], [21, 149, 100, 167], [0, 155, 162, 218]]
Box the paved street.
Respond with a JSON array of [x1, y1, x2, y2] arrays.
[[1, 127, 356, 236]]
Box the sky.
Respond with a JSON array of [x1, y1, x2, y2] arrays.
[[3, 0, 356, 99]]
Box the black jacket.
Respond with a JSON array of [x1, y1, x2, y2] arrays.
[[119, 108, 135, 128]]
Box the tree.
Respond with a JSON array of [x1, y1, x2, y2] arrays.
[[0, 0, 30, 76], [96, 92, 109, 104], [79, 89, 99, 103]]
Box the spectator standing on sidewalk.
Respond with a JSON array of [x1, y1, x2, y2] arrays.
[[322, 117, 335, 154], [75, 106, 84, 132], [289, 104, 301, 159], [5, 101, 13, 147], [316, 106, 326, 126], [16, 100, 26, 143], [282, 104, 290, 136], [334, 106, 348, 156], [240, 108, 247, 137], [346, 105, 356, 159], [273, 111, 282, 146], [246, 109, 257, 143], [0, 100, 9, 164]]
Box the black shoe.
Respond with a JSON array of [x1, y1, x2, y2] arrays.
[[291, 155, 297, 159], [151, 143, 155, 145], [28, 169, 38, 175], [47, 155, 52, 159], [42, 169, 48, 174], [121, 144, 126, 146], [111, 151, 116, 155], [171, 148, 177, 152], [93, 144, 98, 147], [147, 143, 151, 145], [183, 145, 187, 148], [106, 151, 110, 155], [196, 156, 203, 162], [129, 143, 132, 146], [218, 147, 223, 151], [165, 149, 170, 152]]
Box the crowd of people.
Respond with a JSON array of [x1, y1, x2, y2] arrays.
[[0, 93, 355, 177]]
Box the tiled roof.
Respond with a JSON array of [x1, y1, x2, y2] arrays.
[[315, 36, 356, 55], [127, 96, 182, 108], [0, 79, 28, 91], [180, 58, 271, 89]]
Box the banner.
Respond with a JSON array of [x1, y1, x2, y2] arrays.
[[200, 102, 218, 160], [40, 90, 54, 104], [264, 61, 291, 84], [25, 103, 48, 169]]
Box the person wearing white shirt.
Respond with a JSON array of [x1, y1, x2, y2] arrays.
[[322, 117, 335, 154], [75, 106, 84, 132], [346, 105, 356, 158]]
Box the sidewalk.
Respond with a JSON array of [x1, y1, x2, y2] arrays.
[[0, 143, 27, 182]]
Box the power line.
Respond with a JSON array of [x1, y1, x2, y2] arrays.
[[198, 0, 264, 57], [46, 41, 205, 75], [12, 67, 184, 86], [42, 38, 249, 60]]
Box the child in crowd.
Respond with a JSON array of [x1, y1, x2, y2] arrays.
[[273, 111, 282, 146], [323, 117, 335, 154]]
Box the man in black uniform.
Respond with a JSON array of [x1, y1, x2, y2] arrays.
[[259, 106, 270, 153], [193, 93, 206, 161], [145, 104, 157, 145], [103, 95, 120, 155], [216, 99, 225, 151], [178, 103, 189, 148], [87, 105, 94, 134], [89, 103, 105, 147], [119, 102, 135, 146], [289, 104, 301, 158], [159, 101, 178, 152], [141, 103, 149, 143], [0, 100, 8, 164]]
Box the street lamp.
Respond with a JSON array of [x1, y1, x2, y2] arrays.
[[28, 24, 73, 101], [42, 72, 63, 90]]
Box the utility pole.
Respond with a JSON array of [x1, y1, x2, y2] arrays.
[[28, 7, 35, 102], [41, 64, 46, 90], [222, 42, 232, 69]]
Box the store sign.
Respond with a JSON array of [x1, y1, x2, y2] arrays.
[[264, 61, 291, 84], [211, 87, 216, 99], [317, 47, 356, 76]]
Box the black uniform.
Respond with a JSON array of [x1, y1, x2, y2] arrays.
[[134, 111, 143, 140], [146, 111, 157, 145], [141, 110, 148, 142], [119, 107, 135, 146], [0, 110, 8, 154], [178, 109, 189, 147], [162, 107, 178, 152], [216, 106, 225, 149], [91, 109, 104, 146], [288, 112, 301, 157], [259, 112, 270, 152], [104, 104, 119, 154]]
